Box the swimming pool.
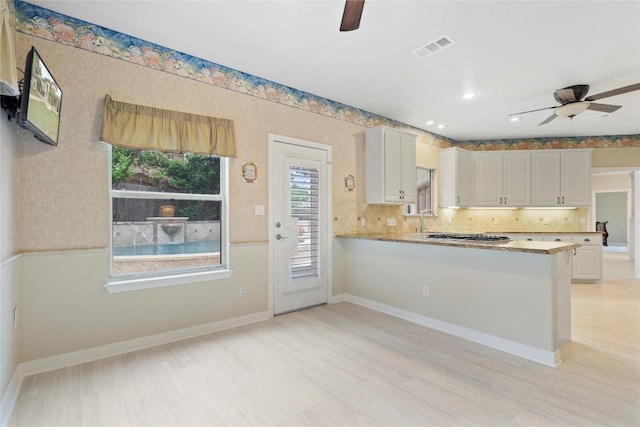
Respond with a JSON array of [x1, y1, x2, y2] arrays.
[[113, 240, 220, 256]]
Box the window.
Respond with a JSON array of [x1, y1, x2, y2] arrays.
[[290, 165, 319, 279], [416, 167, 434, 214], [404, 167, 435, 215], [110, 147, 228, 281]]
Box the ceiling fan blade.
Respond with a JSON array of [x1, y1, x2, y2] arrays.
[[585, 82, 640, 101], [586, 102, 622, 113], [340, 0, 365, 31], [554, 88, 576, 104], [539, 113, 558, 126], [509, 106, 556, 116]]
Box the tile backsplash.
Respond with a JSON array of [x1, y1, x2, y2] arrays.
[[348, 204, 588, 235]]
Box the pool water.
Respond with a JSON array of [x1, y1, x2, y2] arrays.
[[114, 240, 220, 256]]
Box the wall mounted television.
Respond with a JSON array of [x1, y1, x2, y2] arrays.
[[18, 47, 63, 146]]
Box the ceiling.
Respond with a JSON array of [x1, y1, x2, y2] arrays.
[[23, 0, 640, 142]]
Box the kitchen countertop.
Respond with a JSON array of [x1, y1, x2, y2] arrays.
[[336, 233, 581, 254], [495, 231, 603, 234]]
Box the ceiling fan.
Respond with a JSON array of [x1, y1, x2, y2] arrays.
[[510, 82, 640, 125], [340, 0, 365, 31]]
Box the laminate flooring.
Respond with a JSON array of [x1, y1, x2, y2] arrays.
[[9, 253, 640, 426]]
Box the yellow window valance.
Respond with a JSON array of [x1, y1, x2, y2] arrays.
[[100, 95, 236, 158]]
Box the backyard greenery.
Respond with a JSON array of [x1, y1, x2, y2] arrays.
[[112, 147, 220, 220]]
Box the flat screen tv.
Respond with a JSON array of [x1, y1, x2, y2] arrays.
[[18, 47, 62, 146]]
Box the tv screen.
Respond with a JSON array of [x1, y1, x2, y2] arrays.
[[19, 47, 62, 146]]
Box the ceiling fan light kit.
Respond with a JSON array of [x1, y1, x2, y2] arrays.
[[510, 82, 640, 125], [555, 101, 590, 118]]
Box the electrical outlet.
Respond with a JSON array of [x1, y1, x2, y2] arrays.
[[543, 217, 549, 225], [386, 218, 396, 226], [493, 217, 499, 225], [240, 287, 247, 297], [361, 218, 366, 227], [254, 205, 265, 216], [422, 285, 429, 297]]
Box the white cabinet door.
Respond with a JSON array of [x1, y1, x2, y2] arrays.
[[439, 147, 474, 207], [366, 126, 416, 204], [503, 151, 531, 206], [572, 234, 602, 280], [531, 150, 591, 207], [400, 133, 417, 203], [561, 150, 591, 206], [383, 131, 403, 202], [475, 151, 530, 207], [475, 151, 502, 206], [531, 151, 562, 206]]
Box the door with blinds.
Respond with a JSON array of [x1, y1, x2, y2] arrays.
[[269, 135, 331, 315]]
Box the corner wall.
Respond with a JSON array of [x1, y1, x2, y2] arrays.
[[11, 34, 368, 363], [0, 106, 19, 414]]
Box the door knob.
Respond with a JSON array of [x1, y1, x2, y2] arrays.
[[276, 234, 288, 240]]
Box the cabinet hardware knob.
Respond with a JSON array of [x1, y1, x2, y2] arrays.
[[555, 238, 561, 241], [584, 238, 590, 242], [562, 196, 565, 204], [557, 196, 560, 204], [499, 197, 503, 204]]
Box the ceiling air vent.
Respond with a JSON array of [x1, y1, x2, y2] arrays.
[[411, 35, 455, 59]]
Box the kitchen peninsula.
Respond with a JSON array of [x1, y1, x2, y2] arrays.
[[335, 234, 579, 366]]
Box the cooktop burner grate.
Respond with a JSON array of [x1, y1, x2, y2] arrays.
[[427, 233, 511, 242]]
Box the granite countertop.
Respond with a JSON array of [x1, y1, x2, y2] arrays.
[[336, 233, 581, 254], [497, 231, 603, 234]]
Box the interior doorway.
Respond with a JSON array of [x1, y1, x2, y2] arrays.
[[595, 191, 630, 253]]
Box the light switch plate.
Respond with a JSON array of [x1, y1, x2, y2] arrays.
[[386, 218, 396, 226]]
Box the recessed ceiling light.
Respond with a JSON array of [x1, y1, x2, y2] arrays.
[[460, 91, 476, 100], [437, 124, 445, 129], [425, 120, 435, 126], [509, 117, 520, 122]]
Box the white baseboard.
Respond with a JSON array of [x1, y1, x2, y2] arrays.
[[0, 310, 271, 426], [330, 293, 348, 303], [344, 294, 561, 367]]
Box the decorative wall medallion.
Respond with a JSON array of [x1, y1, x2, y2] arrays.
[[242, 161, 257, 183], [344, 174, 355, 191]]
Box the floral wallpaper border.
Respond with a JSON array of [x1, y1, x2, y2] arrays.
[[12, 1, 639, 151]]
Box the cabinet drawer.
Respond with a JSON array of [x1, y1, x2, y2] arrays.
[[506, 234, 538, 242], [542, 235, 572, 243], [572, 235, 602, 246]]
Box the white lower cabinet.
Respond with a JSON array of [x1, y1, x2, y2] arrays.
[[541, 234, 602, 281], [571, 235, 603, 280]]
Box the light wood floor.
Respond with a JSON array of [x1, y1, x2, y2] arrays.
[[9, 253, 640, 426]]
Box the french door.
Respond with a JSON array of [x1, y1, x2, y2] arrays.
[[269, 135, 331, 315]]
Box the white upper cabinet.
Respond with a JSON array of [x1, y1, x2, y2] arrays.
[[475, 151, 531, 207], [531, 149, 591, 207], [366, 126, 417, 204], [439, 147, 474, 207]]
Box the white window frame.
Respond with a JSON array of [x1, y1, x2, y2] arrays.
[[104, 147, 231, 294]]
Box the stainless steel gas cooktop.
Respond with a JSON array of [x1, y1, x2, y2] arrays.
[[426, 233, 511, 242]]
